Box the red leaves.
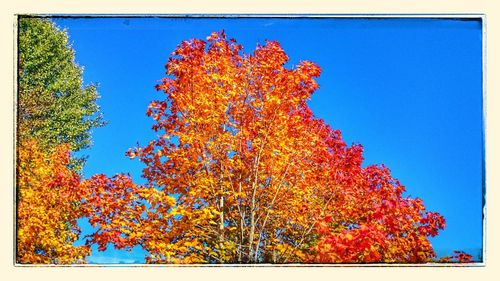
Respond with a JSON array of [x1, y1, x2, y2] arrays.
[[438, 250, 474, 263], [254, 41, 289, 69], [297, 61, 321, 77], [305, 159, 452, 263], [80, 173, 150, 252], [315, 221, 331, 236], [419, 212, 446, 237], [453, 251, 474, 263], [310, 223, 387, 263]]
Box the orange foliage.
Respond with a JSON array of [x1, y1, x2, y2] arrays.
[[90, 31, 449, 263], [17, 140, 90, 264]]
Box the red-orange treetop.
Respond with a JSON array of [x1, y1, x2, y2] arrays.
[[93, 31, 451, 263]]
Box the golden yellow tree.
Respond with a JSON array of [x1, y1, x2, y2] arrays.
[[17, 141, 90, 264]]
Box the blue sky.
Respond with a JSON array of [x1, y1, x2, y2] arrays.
[[51, 17, 483, 263]]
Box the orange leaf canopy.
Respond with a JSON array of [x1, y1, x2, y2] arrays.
[[17, 140, 90, 264], [92, 31, 447, 264]]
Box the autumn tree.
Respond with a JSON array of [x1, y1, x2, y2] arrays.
[[17, 141, 90, 264], [16, 141, 150, 264], [16, 17, 103, 263], [84, 31, 456, 264]]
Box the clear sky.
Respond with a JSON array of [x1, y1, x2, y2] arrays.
[[52, 16, 483, 264]]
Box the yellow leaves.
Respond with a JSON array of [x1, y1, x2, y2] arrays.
[[187, 188, 198, 197], [130, 231, 142, 240], [295, 249, 306, 260], [296, 215, 306, 223], [206, 31, 220, 41], [202, 207, 215, 218], [345, 233, 354, 240], [275, 243, 293, 255], [170, 206, 185, 216], [165, 195, 177, 206], [17, 140, 89, 264], [178, 246, 188, 253]]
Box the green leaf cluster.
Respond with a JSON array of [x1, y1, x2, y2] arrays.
[[18, 17, 105, 167]]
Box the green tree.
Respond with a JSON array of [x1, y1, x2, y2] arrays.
[[16, 17, 104, 263], [17, 17, 104, 169]]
